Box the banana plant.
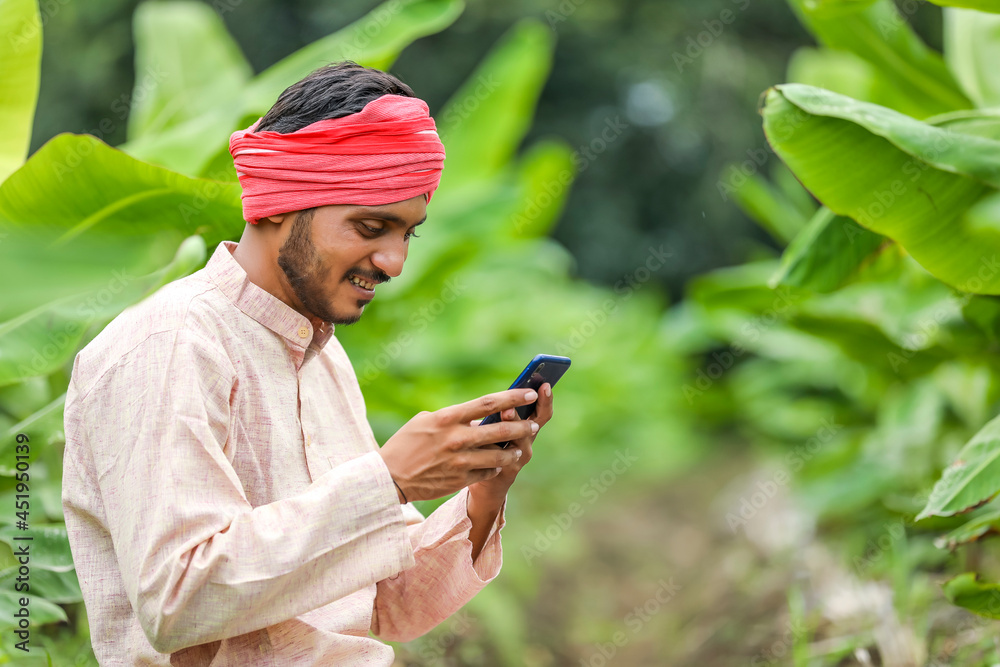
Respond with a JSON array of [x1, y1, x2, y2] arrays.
[[0, 0, 468, 660], [693, 0, 1000, 630]]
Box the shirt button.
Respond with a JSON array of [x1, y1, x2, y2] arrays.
[[298, 326, 309, 339]]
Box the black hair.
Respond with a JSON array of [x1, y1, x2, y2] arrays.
[[256, 61, 415, 133]]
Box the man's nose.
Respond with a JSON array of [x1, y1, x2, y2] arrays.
[[371, 240, 407, 278]]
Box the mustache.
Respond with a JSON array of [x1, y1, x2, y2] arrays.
[[344, 267, 390, 285]]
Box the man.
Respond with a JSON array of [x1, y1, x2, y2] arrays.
[[62, 61, 554, 665]]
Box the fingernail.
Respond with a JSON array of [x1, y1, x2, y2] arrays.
[[544, 384, 551, 397], [525, 390, 538, 401], [530, 421, 539, 433], [515, 448, 523, 459], [495, 467, 502, 473]]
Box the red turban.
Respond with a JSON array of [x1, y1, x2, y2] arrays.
[[228, 94, 445, 224]]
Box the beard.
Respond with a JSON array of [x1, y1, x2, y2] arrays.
[[277, 209, 382, 326]]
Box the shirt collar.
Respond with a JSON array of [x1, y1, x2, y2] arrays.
[[205, 241, 336, 364]]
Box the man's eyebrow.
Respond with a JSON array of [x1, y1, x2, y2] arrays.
[[351, 208, 427, 228]]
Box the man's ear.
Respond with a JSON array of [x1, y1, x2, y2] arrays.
[[259, 213, 290, 224]]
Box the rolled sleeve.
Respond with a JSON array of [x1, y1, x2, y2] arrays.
[[370, 487, 505, 643]]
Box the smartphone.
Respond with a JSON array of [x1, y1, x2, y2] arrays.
[[479, 354, 571, 447]]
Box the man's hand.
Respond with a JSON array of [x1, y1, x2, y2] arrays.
[[378, 388, 541, 502], [468, 382, 553, 504]]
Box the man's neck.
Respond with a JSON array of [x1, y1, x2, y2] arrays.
[[232, 226, 311, 321]]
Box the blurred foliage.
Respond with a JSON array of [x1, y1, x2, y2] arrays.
[[0, 0, 704, 663], [18, 0, 1000, 663], [27, 0, 823, 299], [681, 0, 1000, 663]]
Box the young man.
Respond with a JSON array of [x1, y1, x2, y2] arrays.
[[62, 62, 554, 665]]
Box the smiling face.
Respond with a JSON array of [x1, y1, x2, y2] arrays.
[[273, 194, 427, 325]]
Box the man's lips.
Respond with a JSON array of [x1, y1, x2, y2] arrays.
[[347, 274, 380, 296]]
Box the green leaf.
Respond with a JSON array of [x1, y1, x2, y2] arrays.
[[437, 20, 555, 190], [127, 1, 252, 141], [787, 46, 945, 120], [123, 0, 465, 176], [927, 108, 1000, 139], [770, 207, 885, 292], [0, 235, 207, 387], [0, 134, 242, 243], [0, 525, 74, 573], [508, 140, 575, 239], [243, 0, 464, 110], [0, 590, 66, 627], [0, 378, 50, 422], [945, 8, 1000, 110], [0, 0, 42, 183], [762, 84, 1000, 294], [787, 0, 971, 117], [943, 572, 1000, 618], [935, 509, 1000, 550], [0, 565, 81, 604], [918, 413, 1000, 519], [0, 133, 239, 320], [0, 395, 64, 467]]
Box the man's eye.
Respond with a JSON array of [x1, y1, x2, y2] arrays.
[[359, 223, 381, 235], [405, 231, 421, 241]]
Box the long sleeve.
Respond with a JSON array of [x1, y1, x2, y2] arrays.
[[68, 328, 415, 654], [370, 487, 505, 643]]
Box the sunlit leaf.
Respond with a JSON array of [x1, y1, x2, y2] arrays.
[[127, 1, 252, 141], [437, 20, 555, 190], [0, 0, 41, 182], [0, 590, 66, 627], [786, 0, 970, 117], [122, 0, 465, 176], [0, 525, 74, 572], [762, 84, 1000, 294]]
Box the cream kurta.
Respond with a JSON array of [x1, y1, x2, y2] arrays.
[[62, 240, 504, 665]]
